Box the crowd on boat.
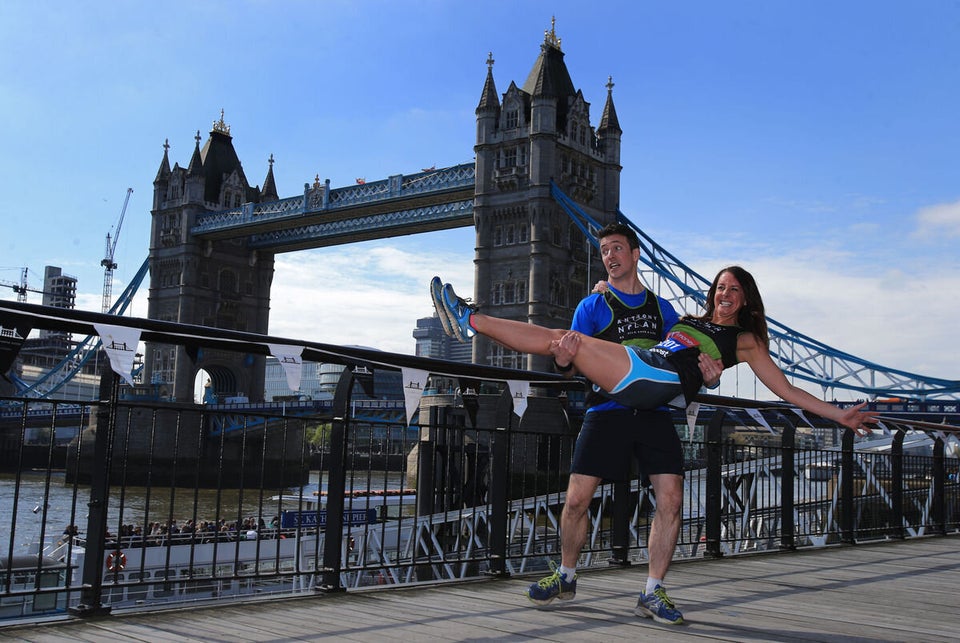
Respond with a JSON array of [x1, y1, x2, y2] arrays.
[[58, 515, 292, 549]]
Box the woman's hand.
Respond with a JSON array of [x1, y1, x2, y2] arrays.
[[698, 353, 723, 389], [837, 401, 878, 437], [592, 280, 609, 294]]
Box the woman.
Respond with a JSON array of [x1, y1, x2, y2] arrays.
[[430, 267, 876, 435]]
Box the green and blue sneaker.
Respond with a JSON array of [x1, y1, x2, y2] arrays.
[[635, 585, 684, 625], [526, 562, 577, 606], [440, 282, 477, 343]]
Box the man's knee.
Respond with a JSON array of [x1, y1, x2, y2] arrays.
[[650, 475, 683, 514], [563, 475, 598, 514]]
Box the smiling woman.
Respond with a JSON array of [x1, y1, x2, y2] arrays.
[[430, 264, 878, 435]]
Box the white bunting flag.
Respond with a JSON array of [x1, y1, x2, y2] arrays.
[[267, 344, 304, 393], [94, 323, 141, 387], [790, 408, 816, 428], [400, 367, 429, 425], [876, 420, 891, 436], [507, 380, 530, 419], [745, 408, 774, 433], [685, 402, 701, 435]]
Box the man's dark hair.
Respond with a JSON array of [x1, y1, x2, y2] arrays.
[[597, 222, 640, 250]]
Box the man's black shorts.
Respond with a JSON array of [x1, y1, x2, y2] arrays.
[[571, 408, 683, 482]]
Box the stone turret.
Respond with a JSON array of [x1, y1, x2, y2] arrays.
[[472, 19, 622, 372], [146, 111, 276, 405]]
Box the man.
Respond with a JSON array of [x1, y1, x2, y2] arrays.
[[525, 223, 722, 624]]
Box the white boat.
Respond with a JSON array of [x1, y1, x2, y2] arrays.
[[13, 491, 414, 615], [0, 554, 69, 619]]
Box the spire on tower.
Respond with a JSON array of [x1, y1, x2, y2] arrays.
[[477, 51, 501, 112]]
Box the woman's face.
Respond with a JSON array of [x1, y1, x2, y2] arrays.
[[712, 271, 745, 324]]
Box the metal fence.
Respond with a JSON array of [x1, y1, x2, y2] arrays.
[[1, 300, 958, 625]]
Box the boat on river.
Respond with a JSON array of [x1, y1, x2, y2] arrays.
[[0, 489, 414, 619]]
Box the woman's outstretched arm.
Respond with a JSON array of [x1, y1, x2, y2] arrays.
[[738, 333, 877, 435]]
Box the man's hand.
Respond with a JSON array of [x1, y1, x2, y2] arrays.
[[550, 331, 581, 375], [698, 353, 723, 389]]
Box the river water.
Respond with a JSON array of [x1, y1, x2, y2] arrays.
[[1, 470, 406, 555]]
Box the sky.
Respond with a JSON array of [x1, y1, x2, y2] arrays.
[[1, 1, 958, 401]]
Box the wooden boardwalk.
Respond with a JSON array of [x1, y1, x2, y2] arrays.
[[2, 535, 958, 642]]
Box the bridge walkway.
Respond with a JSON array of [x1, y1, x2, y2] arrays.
[[2, 535, 956, 642]]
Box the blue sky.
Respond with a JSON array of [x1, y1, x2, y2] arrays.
[[1, 1, 957, 398]]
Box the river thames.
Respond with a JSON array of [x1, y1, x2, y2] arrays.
[[1, 469, 406, 554]]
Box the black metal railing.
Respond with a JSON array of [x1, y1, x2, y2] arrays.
[[1, 299, 958, 625]]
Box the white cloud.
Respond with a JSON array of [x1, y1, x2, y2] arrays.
[[267, 232, 475, 354], [913, 200, 960, 239]]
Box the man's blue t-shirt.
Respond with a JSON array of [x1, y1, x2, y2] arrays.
[[570, 285, 680, 413]]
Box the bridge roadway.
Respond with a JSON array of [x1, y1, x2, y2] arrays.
[[3, 535, 956, 642]]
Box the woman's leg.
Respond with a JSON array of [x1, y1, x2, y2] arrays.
[[434, 277, 633, 392], [467, 313, 563, 354], [469, 313, 631, 392]]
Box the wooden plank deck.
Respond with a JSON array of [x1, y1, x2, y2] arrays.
[[2, 535, 957, 642]]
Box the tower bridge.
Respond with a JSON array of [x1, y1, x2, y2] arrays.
[[15, 22, 953, 409]]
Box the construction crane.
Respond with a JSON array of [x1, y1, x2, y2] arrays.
[[0, 267, 42, 302], [101, 188, 133, 314]]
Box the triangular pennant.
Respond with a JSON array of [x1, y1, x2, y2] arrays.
[[400, 367, 429, 425], [745, 408, 774, 433], [94, 323, 141, 387], [267, 344, 304, 392], [790, 408, 815, 428], [935, 431, 947, 442], [685, 402, 700, 435], [876, 420, 891, 436], [0, 322, 30, 374], [507, 380, 530, 419]]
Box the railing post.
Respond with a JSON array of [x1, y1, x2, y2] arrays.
[[608, 479, 632, 566], [318, 366, 355, 592], [69, 369, 119, 617], [840, 429, 855, 544], [891, 430, 905, 540], [932, 437, 946, 535], [486, 389, 513, 578], [703, 410, 726, 558], [414, 405, 443, 581], [780, 421, 796, 551]]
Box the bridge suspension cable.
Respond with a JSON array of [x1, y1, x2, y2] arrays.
[[14, 257, 149, 399], [549, 181, 959, 401]]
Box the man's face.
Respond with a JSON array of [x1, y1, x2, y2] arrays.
[[599, 234, 639, 280]]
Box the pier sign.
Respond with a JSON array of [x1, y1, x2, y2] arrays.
[[280, 509, 376, 529]]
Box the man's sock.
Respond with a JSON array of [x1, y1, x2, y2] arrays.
[[559, 565, 576, 581], [645, 577, 663, 595]]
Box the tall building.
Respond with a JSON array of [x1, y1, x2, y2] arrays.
[[39, 266, 77, 340], [472, 21, 622, 371], [15, 265, 99, 400], [413, 314, 473, 363]]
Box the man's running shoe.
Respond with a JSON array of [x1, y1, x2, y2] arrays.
[[429, 277, 454, 338], [440, 283, 477, 343], [526, 562, 577, 606], [635, 585, 684, 625]]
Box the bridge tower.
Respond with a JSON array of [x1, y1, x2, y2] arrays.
[[473, 22, 622, 372], [146, 112, 278, 403]]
